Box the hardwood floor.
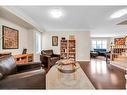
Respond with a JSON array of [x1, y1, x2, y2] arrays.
[[79, 59, 126, 89]]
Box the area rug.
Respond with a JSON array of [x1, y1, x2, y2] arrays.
[[46, 63, 95, 89]]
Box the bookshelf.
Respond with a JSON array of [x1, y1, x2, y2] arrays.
[[68, 40, 76, 60], [60, 39, 68, 59], [60, 36, 76, 60]]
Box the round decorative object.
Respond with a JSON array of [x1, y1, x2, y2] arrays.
[[57, 67, 77, 73], [56, 59, 79, 73]]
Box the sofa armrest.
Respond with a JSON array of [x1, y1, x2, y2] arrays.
[[0, 69, 45, 89], [43, 55, 51, 58], [16, 62, 42, 73], [43, 55, 51, 61], [52, 54, 60, 58], [41, 55, 51, 59]]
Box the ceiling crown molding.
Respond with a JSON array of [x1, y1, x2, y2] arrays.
[[45, 28, 91, 32], [0, 6, 45, 32]]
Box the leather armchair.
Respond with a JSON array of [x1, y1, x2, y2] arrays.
[[0, 55, 45, 89], [40, 50, 60, 68]]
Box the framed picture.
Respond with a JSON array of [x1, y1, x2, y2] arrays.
[[114, 37, 125, 45], [2, 25, 19, 49], [52, 36, 58, 46]]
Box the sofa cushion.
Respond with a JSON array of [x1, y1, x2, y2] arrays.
[[0, 56, 17, 77]]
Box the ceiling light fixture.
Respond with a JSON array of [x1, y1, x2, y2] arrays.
[[110, 8, 127, 19], [49, 8, 64, 18]]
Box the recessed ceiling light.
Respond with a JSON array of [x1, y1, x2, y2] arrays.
[[49, 8, 64, 18], [110, 8, 127, 19]]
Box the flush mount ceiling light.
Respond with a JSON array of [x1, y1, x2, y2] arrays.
[[110, 8, 127, 19], [49, 8, 64, 18]]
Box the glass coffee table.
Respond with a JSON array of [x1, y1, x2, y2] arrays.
[[55, 59, 80, 86]]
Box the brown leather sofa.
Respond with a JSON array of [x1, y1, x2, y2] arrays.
[[40, 50, 60, 69], [0, 55, 45, 89]]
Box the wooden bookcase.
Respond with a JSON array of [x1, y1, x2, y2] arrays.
[[60, 39, 68, 59], [13, 54, 33, 64], [60, 36, 76, 60], [68, 40, 76, 60]]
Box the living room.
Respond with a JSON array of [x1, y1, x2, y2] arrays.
[[0, 6, 127, 90]]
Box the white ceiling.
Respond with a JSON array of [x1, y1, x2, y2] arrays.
[[6, 6, 127, 37], [0, 7, 35, 30]]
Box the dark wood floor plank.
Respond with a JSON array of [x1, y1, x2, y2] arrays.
[[79, 59, 126, 89]]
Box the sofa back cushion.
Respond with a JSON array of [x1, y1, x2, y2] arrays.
[[0, 56, 17, 77], [41, 50, 53, 56], [94, 49, 106, 53]]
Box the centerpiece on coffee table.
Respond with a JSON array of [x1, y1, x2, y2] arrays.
[[56, 59, 79, 73]]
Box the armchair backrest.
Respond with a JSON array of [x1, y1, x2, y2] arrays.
[[41, 50, 53, 56]]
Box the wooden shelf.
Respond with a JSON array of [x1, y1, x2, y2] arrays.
[[60, 36, 76, 60], [68, 39, 76, 60], [13, 54, 33, 64], [61, 52, 68, 53], [69, 52, 75, 54], [60, 39, 68, 59]]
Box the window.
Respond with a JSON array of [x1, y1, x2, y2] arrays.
[[36, 32, 42, 53], [91, 40, 107, 50]]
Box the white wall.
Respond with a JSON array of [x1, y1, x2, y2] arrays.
[[91, 25, 127, 37], [27, 30, 43, 62], [0, 17, 43, 62], [42, 31, 90, 61], [0, 17, 29, 55]]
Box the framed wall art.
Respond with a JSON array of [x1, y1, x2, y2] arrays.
[[52, 36, 58, 46], [114, 37, 125, 45], [2, 25, 19, 49]]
